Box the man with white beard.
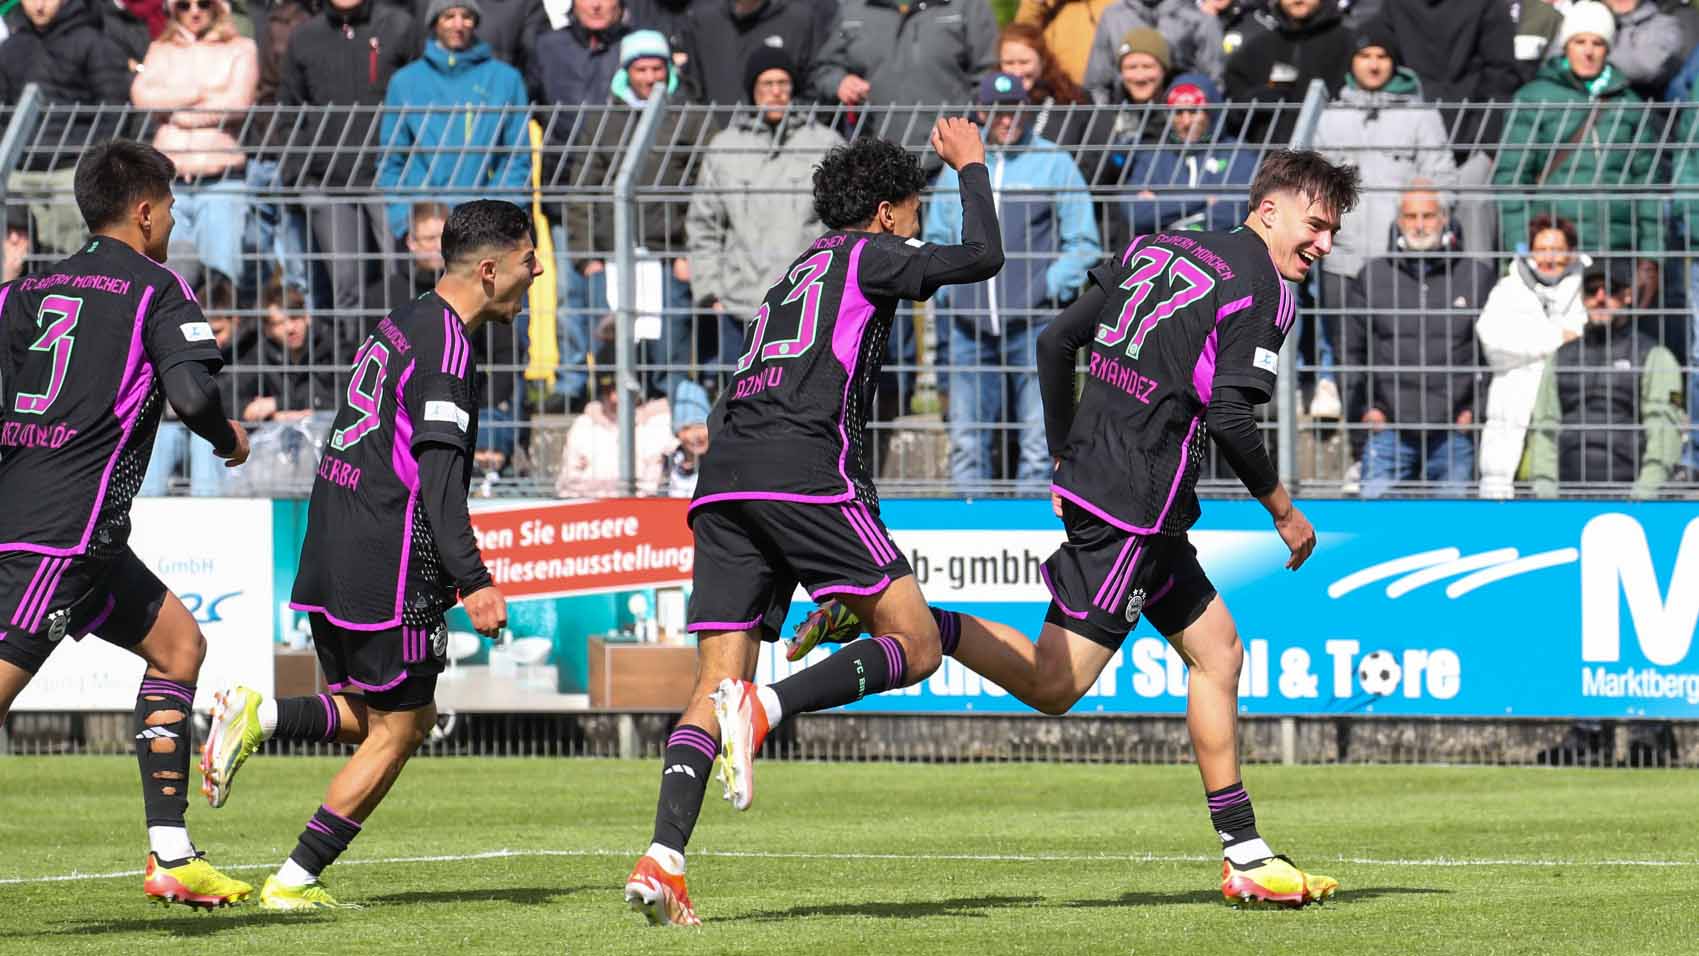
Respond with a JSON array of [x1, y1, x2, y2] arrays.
[[1339, 182, 1496, 497]]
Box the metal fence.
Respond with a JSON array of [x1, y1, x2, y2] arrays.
[[4, 83, 1698, 500]]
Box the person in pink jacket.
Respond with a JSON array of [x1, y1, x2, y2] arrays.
[[130, 0, 258, 288]]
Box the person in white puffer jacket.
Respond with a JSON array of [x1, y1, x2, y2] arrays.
[[1474, 214, 1587, 499]]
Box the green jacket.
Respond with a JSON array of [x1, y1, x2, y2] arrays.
[[1529, 329, 1683, 499], [1491, 59, 1663, 255]]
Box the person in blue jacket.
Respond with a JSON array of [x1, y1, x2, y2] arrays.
[[926, 72, 1102, 489], [1122, 72, 1260, 235], [378, 0, 532, 241]]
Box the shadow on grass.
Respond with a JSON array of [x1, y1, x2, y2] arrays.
[[0, 910, 335, 939], [729, 894, 1035, 922], [1065, 886, 1452, 908], [364, 884, 594, 907]]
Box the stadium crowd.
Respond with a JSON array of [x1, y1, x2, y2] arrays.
[[2, 0, 1698, 497]]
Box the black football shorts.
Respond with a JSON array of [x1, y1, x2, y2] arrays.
[[306, 612, 444, 712], [1041, 500, 1217, 649], [0, 547, 168, 674]]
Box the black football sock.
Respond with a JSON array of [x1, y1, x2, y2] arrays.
[[135, 676, 196, 864], [287, 804, 363, 880], [273, 693, 340, 742], [650, 724, 717, 855], [931, 607, 962, 657], [1207, 782, 1271, 865], [771, 635, 908, 718]]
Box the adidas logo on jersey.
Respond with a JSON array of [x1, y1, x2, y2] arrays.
[[664, 764, 697, 779], [135, 726, 180, 741]]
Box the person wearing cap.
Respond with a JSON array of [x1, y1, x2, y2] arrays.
[[1223, 0, 1353, 144], [3, 205, 34, 283], [687, 47, 844, 374], [676, 0, 828, 111], [1312, 22, 1457, 420], [1493, 1, 1662, 296], [925, 71, 1100, 489], [377, 0, 532, 242], [1345, 180, 1495, 499], [1121, 72, 1258, 235], [128, 0, 257, 291], [659, 379, 711, 497], [279, 0, 416, 314], [564, 28, 707, 400], [1528, 256, 1682, 497], [1083, 0, 1224, 92]]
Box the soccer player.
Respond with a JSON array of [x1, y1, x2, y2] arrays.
[[0, 140, 252, 907], [782, 150, 1359, 907], [198, 200, 539, 909], [622, 117, 1004, 926]]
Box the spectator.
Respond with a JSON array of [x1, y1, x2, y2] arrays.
[[686, 47, 844, 372], [247, 0, 317, 298], [998, 22, 1096, 152], [1514, 0, 1562, 84], [1216, 0, 1276, 59], [404, 0, 548, 74], [239, 275, 342, 422], [1083, 0, 1224, 92], [1223, 0, 1353, 145], [626, 0, 694, 59], [279, 0, 415, 314], [1122, 73, 1258, 234], [0, 0, 133, 257], [255, 0, 317, 104], [554, 371, 677, 496], [927, 73, 1101, 488], [811, 0, 997, 147], [142, 277, 245, 495], [1314, 23, 1456, 419], [660, 378, 709, 497], [1343, 184, 1495, 498], [1475, 214, 1588, 499], [378, 0, 531, 242], [564, 29, 706, 399], [364, 200, 448, 312], [1012, 0, 1116, 87], [1529, 257, 1682, 496], [1097, 27, 1167, 133], [531, 0, 633, 404], [3, 206, 32, 283], [1493, 2, 1663, 304], [678, 0, 828, 110], [129, 0, 258, 290], [1604, 0, 1686, 98], [1376, 3, 1516, 267]]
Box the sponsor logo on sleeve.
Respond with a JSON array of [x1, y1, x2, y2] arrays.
[[180, 322, 215, 342], [425, 400, 470, 432], [1253, 347, 1280, 374]]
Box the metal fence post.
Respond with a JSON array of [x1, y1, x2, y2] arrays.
[[0, 84, 47, 220], [611, 91, 668, 495], [1275, 79, 1331, 489]]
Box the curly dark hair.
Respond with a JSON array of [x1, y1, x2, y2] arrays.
[[442, 199, 534, 268], [813, 137, 929, 230]]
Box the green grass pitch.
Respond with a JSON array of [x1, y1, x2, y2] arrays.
[[1, 757, 1695, 955]]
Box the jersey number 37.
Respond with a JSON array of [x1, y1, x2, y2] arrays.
[[1095, 248, 1215, 360]]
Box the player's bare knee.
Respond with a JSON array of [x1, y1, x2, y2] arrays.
[[1192, 633, 1243, 680], [1032, 674, 1085, 716], [900, 633, 942, 683]]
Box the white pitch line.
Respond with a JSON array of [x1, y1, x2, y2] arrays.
[[3, 847, 1698, 886]]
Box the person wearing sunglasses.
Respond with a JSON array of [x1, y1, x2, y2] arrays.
[[130, 0, 258, 292]]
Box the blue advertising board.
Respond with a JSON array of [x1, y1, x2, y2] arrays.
[[749, 500, 1699, 719]]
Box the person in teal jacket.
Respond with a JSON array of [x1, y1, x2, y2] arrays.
[[378, 0, 531, 240], [1491, 3, 1663, 282], [926, 73, 1102, 488]]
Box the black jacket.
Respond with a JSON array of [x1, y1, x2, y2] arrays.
[[680, 0, 829, 107], [238, 327, 343, 415], [0, 0, 133, 170], [1380, 0, 1519, 154], [1343, 244, 1495, 428], [1553, 322, 1655, 485], [1222, 0, 1352, 144], [277, 0, 417, 187]]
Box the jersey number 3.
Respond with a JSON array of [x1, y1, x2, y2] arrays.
[[735, 249, 834, 374], [13, 295, 83, 415], [1095, 248, 1215, 360]]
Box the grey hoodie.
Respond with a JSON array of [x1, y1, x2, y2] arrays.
[[1082, 0, 1225, 92], [1313, 68, 1457, 280], [685, 110, 847, 319]]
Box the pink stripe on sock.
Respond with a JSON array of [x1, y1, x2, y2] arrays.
[[319, 805, 362, 830], [320, 694, 338, 740]]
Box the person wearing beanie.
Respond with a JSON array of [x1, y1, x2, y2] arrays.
[[377, 0, 530, 241], [1082, 0, 1225, 92], [565, 25, 708, 401], [1105, 26, 1169, 108], [676, 0, 829, 110], [1122, 70, 1260, 235], [687, 44, 844, 372], [661, 379, 712, 497], [1494, 0, 1663, 291], [1223, 0, 1354, 143], [420, 0, 547, 75]]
